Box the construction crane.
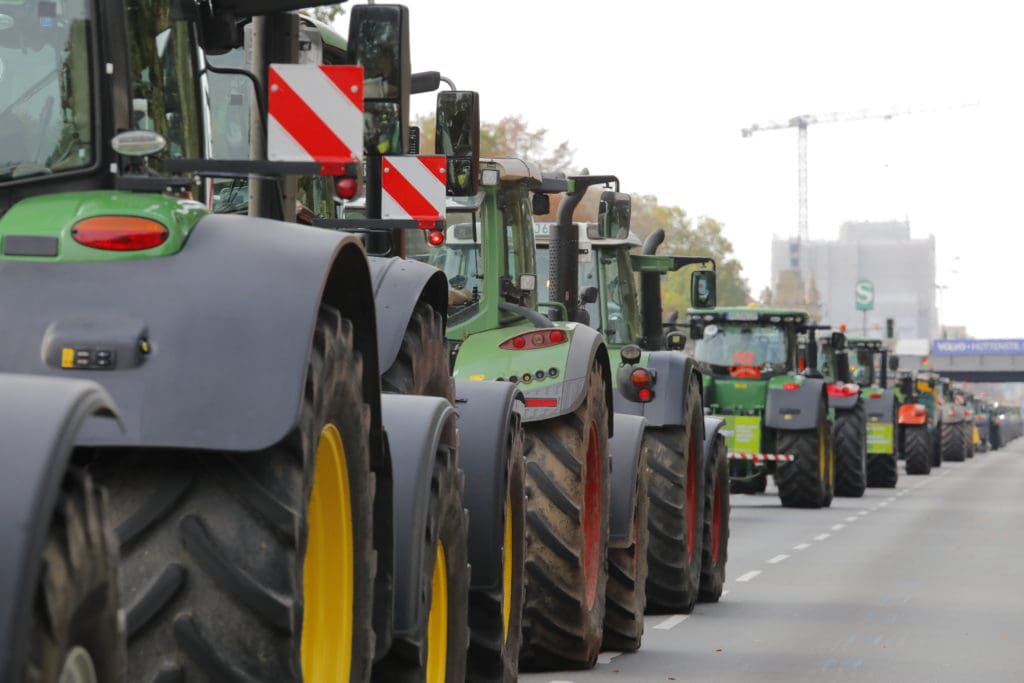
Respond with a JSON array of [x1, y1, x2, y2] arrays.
[[742, 104, 978, 246]]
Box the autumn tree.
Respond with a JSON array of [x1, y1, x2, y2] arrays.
[[414, 114, 574, 172], [309, 5, 345, 23]]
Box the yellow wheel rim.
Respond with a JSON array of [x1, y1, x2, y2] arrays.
[[502, 496, 513, 643], [426, 542, 448, 683], [819, 423, 827, 481], [301, 424, 354, 682]]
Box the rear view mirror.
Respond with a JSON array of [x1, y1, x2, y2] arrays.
[[436, 91, 480, 196], [889, 355, 900, 371], [690, 323, 704, 341], [597, 190, 631, 239], [580, 286, 599, 305], [830, 331, 845, 350], [691, 270, 716, 308], [348, 4, 410, 155], [532, 192, 551, 216]]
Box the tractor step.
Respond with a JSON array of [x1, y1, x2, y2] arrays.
[[727, 452, 795, 463]]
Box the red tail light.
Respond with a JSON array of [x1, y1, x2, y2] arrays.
[[637, 388, 653, 402], [783, 383, 801, 391], [869, 392, 883, 399], [427, 229, 445, 246], [499, 329, 569, 351], [630, 368, 652, 388], [827, 382, 860, 398], [72, 216, 169, 251], [525, 398, 558, 408]]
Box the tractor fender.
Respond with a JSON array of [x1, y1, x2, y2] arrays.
[[523, 323, 613, 434], [452, 378, 523, 592], [0, 213, 383, 454], [765, 377, 827, 431], [608, 413, 648, 548], [864, 389, 897, 423], [369, 255, 449, 375], [703, 416, 727, 468], [828, 393, 861, 412], [382, 393, 459, 645], [612, 351, 703, 436], [0, 375, 121, 683], [898, 403, 929, 425]]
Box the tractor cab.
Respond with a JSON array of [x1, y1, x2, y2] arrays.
[[690, 308, 806, 381]]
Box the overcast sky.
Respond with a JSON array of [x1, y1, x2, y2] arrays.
[[338, 1, 1024, 339]]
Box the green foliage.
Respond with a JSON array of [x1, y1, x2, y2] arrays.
[[309, 4, 345, 23]]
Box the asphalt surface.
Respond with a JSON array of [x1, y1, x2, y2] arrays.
[[522, 439, 1024, 682]]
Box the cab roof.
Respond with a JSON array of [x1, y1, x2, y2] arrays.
[[481, 157, 543, 185], [687, 306, 810, 323], [533, 221, 643, 249]]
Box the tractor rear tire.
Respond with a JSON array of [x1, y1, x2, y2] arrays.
[[941, 422, 965, 462], [602, 442, 649, 652], [930, 426, 943, 467], [903, 425, 932, 475], [698, 434, 730, 603], [866, 454, 898, 487], [25, 469, 125, 683], [775, 402, 834, 508], [466, 424, 525, 683], [644, 375, 705, 614], [729, 469, 767, 495], [519, 363, 610, 670], [833, 406, 867, 497], [370, 443, 470, 683], [92, 307, 377, 683], [963, 423, 975, 459]]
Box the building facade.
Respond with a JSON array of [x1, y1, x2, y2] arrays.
[[769, 220, 937, 339]]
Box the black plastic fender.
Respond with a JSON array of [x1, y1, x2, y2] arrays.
[[369, 255, 449, 375], [703, 416, 727, 467], [765, 377, 827, 431], [0, 375, 121, 683], [524, 323, 613, 434], [828, 393, 860, 412], [608, 413, 648, 548], [864, 389, 897, 423], [382, 393, 460, 645], [612, 351, 702, 435], [0, 213, 382, 453], [453, 379, 523, 592]]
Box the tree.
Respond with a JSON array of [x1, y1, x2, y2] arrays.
[[309, 5, 345, 24]]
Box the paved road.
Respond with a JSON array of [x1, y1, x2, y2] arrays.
[[522, 440, 1024, 682]]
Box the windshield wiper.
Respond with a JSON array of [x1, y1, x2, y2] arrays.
[[0, 163, 52, 181]]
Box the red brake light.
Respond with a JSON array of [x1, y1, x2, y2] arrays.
[[499, 329, 570, 351], [637, 387, 653, 402], [869, 392, 883, 399], [427, 229, 445, 246], [525, 398, 558, 408], [72, 216, 168, 251], [826, 382, 859, 398], [630, 368, 652, 388], [335, 177, 358, 199], [783, 383, 800, 391]]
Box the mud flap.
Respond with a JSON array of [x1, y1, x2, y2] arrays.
[[0, 375, 121, 682], [608, 414, 647, 548]]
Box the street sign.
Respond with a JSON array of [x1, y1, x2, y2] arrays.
[[855, 279, 874, 311]]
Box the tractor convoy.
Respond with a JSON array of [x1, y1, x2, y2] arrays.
[[0, 1, 1017, 682]]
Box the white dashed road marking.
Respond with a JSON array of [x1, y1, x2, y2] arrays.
[[597, 652, 622, 664], [814, 533, 831, 541], [831, 523, 846, 531], [736, 570, 762, 583], [767, 554, 790, 564], [846, 516, 859, 522], [654, 614, 689, 630], [794, 543, 812, 551]]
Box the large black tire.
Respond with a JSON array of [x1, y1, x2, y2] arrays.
[[941, 422, 966, 462], [519, 363, 610, 670], [698, 434, 730, 603], [930, 425, 943, 467], [371, 442, 469, 683], [866, 453, 898, 487], [775, 401, 835, 508], [903, 425, 932, 475], [466, 424, 525, 683], [644, 375, 706, 614], [833, 405, 867, 497], [91, 307, 377, 683], [963, 422, 975, 459], [729, 467, 767, 495], [24, 469, 125, 683], [602, 442, 649, 652]]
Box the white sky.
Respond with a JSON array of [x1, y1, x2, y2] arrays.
[[337, 1, 1024, 338]]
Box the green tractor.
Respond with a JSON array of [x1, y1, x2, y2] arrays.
[[399, 161, 651, 670], [846, 337, 901, 486], [533, 205, 731, 621], [688, 308, 836, 508], [814, 329, 869, 497], [895, 370, 972, 471], [0, 2, 527, 681]]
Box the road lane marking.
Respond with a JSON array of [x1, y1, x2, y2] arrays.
[[879, 502, 889, 508], [858, 510, 870, 515], [846, 516, 859, 522], [898, 490, 909, 496], [654, 614, 688, 630], [597, 651, 622, 664], [767, 554, 790, 564], [886, 496, 897, 502], [722, 589, 730, 597], [831, 523, 846, 531], [794, 543, 811, 550], [736, 570, 762, 583], [814, 533, 830, 541]]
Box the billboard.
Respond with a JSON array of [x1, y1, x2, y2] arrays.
[[932, 339, 1024, 356]]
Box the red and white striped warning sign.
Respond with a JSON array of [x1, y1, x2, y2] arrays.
[[267, 64, 364, 175], [381, 156, 447, 228], [727, 452, 795, 463]]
